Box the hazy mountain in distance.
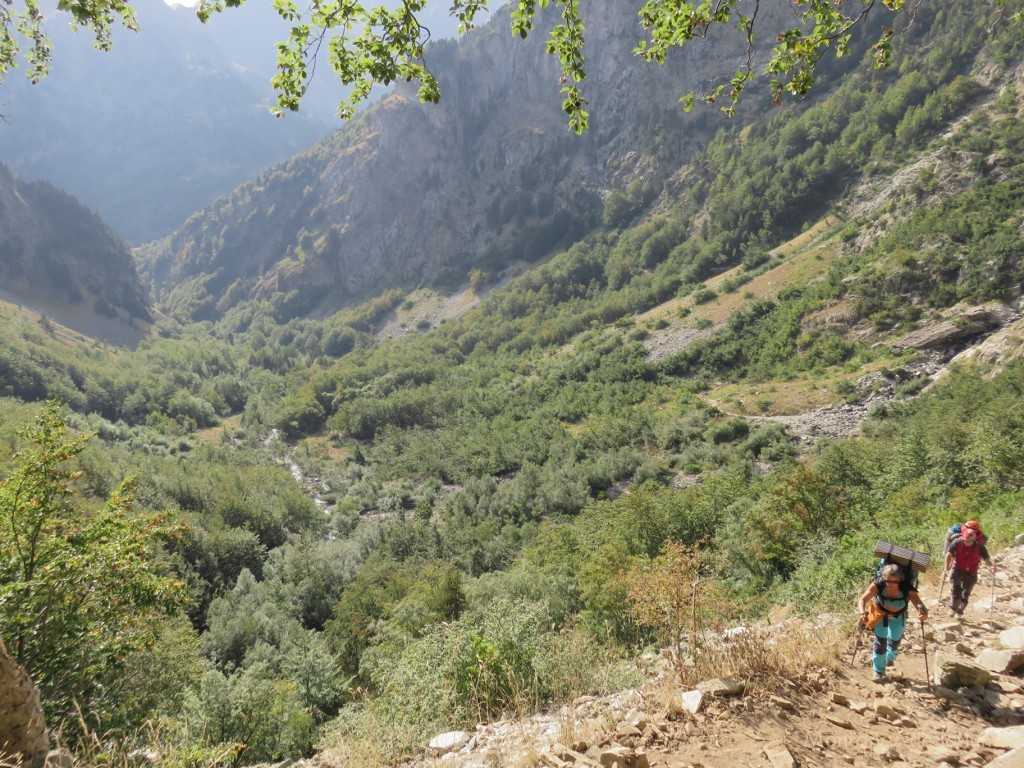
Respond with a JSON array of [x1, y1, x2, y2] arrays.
[[183, 0, 468, 123], [0, 163, 152, 346], [140, 0, 774, 321], [0, 0, 331, 244]]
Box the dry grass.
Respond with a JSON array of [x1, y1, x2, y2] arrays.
[[318, 706, 429, 768], [0, 301, 102, 350], [23, 716, 247, 768], [695, 233, 842, 326], [707, 379, 845, 417], [636, 215, 844, 334], [705, 354, 906, 416], [301, 434, 350, 461], [646, 616, 850, 713], [695, 618, 847, 690], [194, 415, 242, 446], [553, 705, 611, 755]]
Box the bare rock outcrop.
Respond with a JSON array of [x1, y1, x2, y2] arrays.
[[893, 303, 1018, 353], [0, 636, 48, 768]]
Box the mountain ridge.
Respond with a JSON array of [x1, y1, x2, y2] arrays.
[[0, 0, 330, 243], [138, 0, 803, 321], [0, 163, 153, 346]]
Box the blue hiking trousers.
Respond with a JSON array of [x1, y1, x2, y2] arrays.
[[872, 615, 905, 675]]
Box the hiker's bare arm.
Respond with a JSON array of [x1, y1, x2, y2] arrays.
[[857, 583, 878, 614], [981, 544, 995, 571], [909, 590, 928, 619]]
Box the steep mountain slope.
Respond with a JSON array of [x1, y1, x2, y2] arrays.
[[3, 4, 1024, 759], [188, 0, 465, 123], [0, 0, 330, 243], [0, 164, 152, 345], [138, 0, 803, 321]]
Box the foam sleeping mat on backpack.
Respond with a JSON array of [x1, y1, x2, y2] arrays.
[[873, 540, 931, 571]]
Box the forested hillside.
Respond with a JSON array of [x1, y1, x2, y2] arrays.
[[0, 164, 152, 345], [2, 0, 1024, 766], [136, 0, 806, 320]]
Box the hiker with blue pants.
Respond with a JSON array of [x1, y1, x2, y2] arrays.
[[857, 564, 929, 682]]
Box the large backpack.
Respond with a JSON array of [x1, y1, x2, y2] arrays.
[[873, 540, 930, 591], [946, 521, 988, 547], [871, 541, 929, 623]]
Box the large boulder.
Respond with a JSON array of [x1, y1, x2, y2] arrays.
[[896, 303, 1018, 352], [1000, 627, 1024, 651], [985, 745, 1024, 767], [980, 727, 1024, 750], [977, 649, 1024, 675], [0, 636, 49, 768], [934, 652, 994, 689]]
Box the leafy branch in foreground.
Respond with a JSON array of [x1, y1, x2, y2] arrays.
[[5, 0, 1021, 131], [0, 402, 187, 730]]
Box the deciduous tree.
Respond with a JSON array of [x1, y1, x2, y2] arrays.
[[0, 402, 187, 730], [4, 0, 1020, 131]]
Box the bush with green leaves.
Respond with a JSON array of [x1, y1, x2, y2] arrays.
[[324, 597, 639, 764], [185, 661, 316, 763], [0, 403, 188, 733]]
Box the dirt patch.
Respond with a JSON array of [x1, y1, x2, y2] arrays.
[[0, 289, 150, 348], [375, 260, 549, 341], [195, 415, 243, 446]]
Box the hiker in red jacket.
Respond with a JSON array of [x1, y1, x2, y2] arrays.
[[944, 521, 995, 616]]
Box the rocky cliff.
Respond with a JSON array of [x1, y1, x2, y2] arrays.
[[138, 0, 794, 322]]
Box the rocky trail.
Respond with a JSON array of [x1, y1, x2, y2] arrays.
[[380, 542, 1024, 768]]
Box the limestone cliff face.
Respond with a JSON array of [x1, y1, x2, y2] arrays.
[[140, 0, 772, 321], [0, 636, 48, 768]]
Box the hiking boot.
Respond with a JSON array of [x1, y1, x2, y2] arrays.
[[873, 671, 885, 682], [886, 658, 895, 668]]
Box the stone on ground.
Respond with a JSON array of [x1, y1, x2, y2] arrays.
[[696, 677, 745, 697], [763, 743, 796, 768], [427, 730, 470, 756], [981, 727, 1024, 750]]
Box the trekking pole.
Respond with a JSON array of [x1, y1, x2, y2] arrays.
[[850, 616, 864, 667], [938, 568, 948, 600], [920, 618, 932, 692], [991, 567, 997, 613]]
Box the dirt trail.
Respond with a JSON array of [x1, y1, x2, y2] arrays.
[[388, 543, 1024, 768], [641, 545, 1024, 768]]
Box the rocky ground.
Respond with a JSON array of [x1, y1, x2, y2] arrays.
[[744, 355, 947, 444], [350, 542, 1024, 768]]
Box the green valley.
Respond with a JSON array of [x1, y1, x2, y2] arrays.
[[2, 1, 1024, 765]]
